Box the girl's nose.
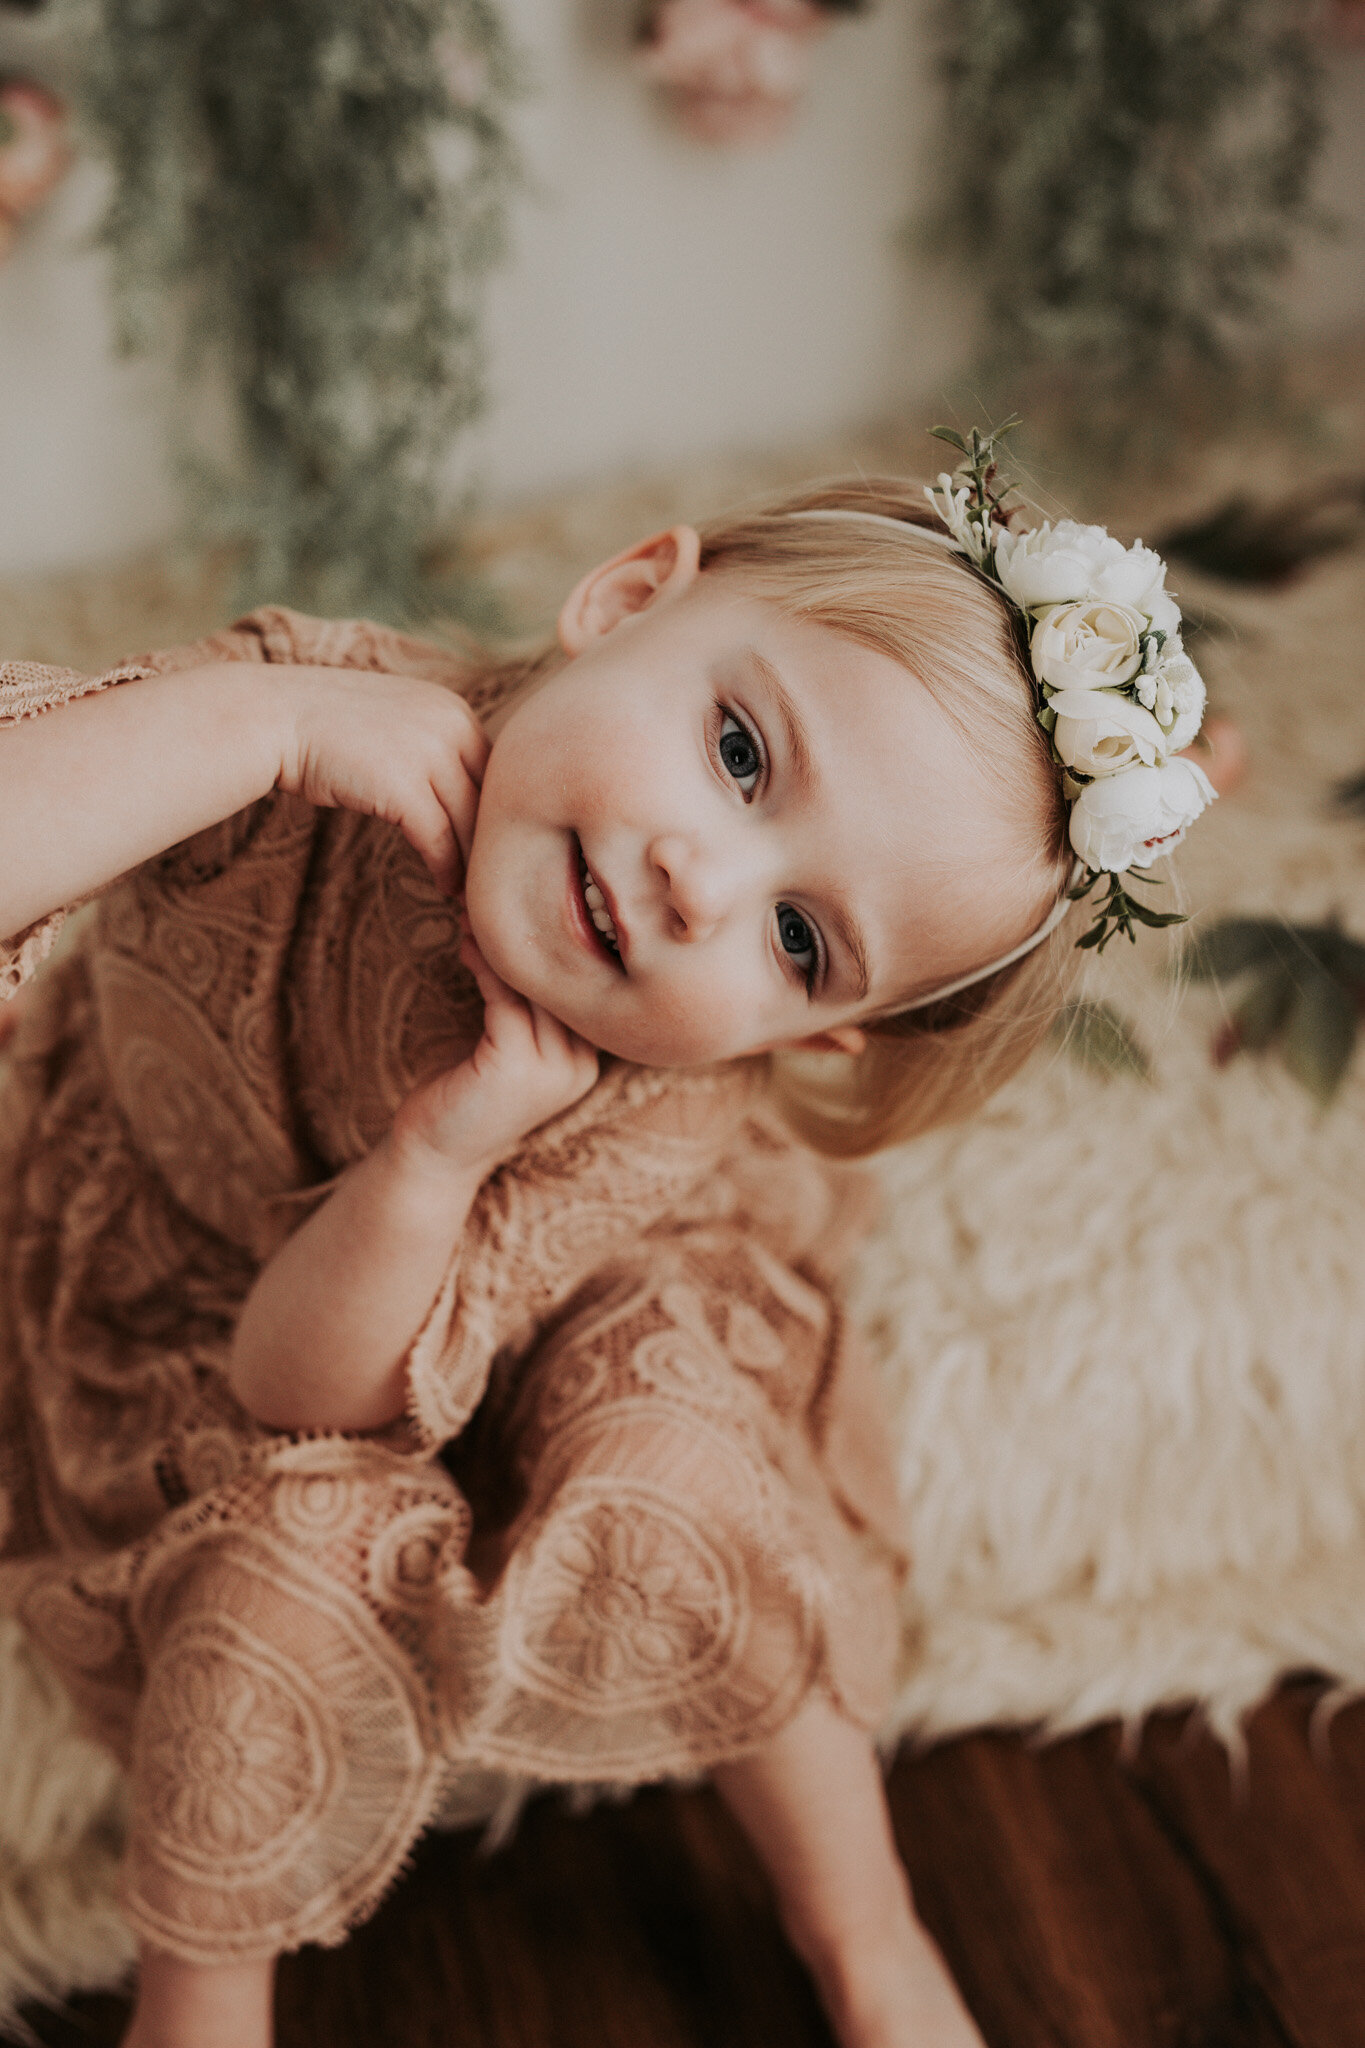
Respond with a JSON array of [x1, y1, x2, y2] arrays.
[[647, 833, 737, 941]]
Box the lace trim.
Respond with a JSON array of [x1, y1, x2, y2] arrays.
[[0, 659, 151, 996]]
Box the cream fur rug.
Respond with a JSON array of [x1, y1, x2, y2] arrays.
[[863, 533, 1365, 1750], [1, 353, 1364, 2021]]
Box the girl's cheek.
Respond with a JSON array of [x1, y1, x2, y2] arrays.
[[644, 974, 758, 1066]]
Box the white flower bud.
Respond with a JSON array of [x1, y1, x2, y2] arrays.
[[1152, 651, 1206, 755]]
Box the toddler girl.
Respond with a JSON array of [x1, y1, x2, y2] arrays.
[[0, 463, 1204, 2048]]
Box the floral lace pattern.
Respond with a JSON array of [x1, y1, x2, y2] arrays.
[[137, 1617, 335, 1875], [0, 615, 905, 1962]]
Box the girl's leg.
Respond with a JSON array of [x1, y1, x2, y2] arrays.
[[122, 1945, 276, 2048], [713, 1695, 986, 2048]]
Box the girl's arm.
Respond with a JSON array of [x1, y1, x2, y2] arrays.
[[227, 937, 601, 1435], [0, 657, 489, 943], [0, 662, 281, 941], [228, 1129, 485, 1433]]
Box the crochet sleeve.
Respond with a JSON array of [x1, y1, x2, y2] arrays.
[[119, 606, 489, 898], [1, 606, 478, 1001], [0, 656, 152, 998], [402, 1061, 762, 1449]]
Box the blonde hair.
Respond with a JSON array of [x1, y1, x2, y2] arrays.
[[694, 475, 1086, 1159], [470, 474, 1088, 1161]]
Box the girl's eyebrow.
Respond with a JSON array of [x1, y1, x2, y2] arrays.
[[740, 645, 873, 1003], [741, 646, 815, 796], [823, 891, 872, 1003]]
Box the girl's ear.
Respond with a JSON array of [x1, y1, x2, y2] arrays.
[[782, 1026, 867, 1057], [558, 526, 702, 655]]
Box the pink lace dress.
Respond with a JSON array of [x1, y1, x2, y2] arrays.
[[0, 609, 905, 1964]]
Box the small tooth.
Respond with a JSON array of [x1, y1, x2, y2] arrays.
[[590, 908, 615, 935], [584, 881, 604, 909]]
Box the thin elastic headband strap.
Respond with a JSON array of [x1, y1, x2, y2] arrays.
[[787, 507, 966, 552], [785, 505, 1082, 1012], [896, 885, 1078, 1010]]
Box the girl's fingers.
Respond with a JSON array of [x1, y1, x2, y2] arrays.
[[458, 928, 521, 1018], [400, 796, 463, 896], [459, 931, 597, 1085], [457, 719, 491, 789], [402, 779, 477, 898], [431, 763, 482, 871], [528, 1001, 600, 1082], [528, 1000, 576, 1061]]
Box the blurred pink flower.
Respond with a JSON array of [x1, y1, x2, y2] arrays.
[[636, 0, 830, 146], [434, 31, 490, 110], [0, 81, 71, 222], [1328, 0, 1365, 38]]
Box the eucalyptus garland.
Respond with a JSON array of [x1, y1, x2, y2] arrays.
[[66, 0, 518, 620], [936, 0, 1325, 450]]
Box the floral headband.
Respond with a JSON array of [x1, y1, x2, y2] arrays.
[[791, 421, 1215, 993]]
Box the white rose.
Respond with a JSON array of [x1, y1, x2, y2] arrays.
[[996, 520, 1184, 640], [1141, 586, 1182, 638], [1048, 688, 1168, 776], [1069, 758, 1217, 874], [1086, 540, 1179, 633], [1150, 650, 1206, 754], [1031, 601, 1146, 692], [995, 520, 1123, 609]]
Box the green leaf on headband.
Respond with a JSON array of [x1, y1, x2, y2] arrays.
[[1054, 1001, 1152, 1080], [929, 426, 970, 454], [1071, 871, 1189, 953], [1124, 899, 1188, 931]]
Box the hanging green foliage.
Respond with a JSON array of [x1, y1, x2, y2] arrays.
[[67, 0, 519, 621], [936, 0, 1325, 454]]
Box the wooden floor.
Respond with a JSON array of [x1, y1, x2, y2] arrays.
[[27, 1676, 1365, 2047]]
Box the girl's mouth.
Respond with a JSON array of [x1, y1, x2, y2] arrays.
[[573, 840, 624, 968]]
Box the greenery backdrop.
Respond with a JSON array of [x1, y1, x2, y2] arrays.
[[70, 0, 518, 621]]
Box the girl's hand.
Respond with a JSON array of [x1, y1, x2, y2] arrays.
[[388, 933, 601, 1182], [274, 665, 490, 897]]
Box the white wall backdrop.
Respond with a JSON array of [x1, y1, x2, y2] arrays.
[[0, 2, 1361, 579], [464, 0, 944, 500]]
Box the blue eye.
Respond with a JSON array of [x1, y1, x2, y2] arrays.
[[718, 711, 762, 795], [777, 904, 818, 987]]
